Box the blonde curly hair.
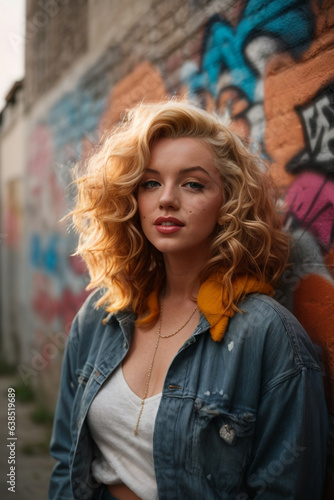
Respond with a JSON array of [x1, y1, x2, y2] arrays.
[[71, 100, 289, 316]]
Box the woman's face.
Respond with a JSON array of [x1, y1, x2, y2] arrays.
[[137, 137, 224, 261]]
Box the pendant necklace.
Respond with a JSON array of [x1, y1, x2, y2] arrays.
[[134, 294, 198, 435]]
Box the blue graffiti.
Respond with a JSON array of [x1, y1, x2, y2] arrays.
[[189, 0, 314, 102], [47, 74, 109, 163], [30, 233, 60, 274]]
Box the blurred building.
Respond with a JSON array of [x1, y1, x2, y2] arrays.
[[0, 80, 27, 365], [0, 0, 333, 435]]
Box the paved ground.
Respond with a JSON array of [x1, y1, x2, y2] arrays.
[[0, 375, 55, 500]]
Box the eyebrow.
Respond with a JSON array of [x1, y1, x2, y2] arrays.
[[145, 166, 212, 177]]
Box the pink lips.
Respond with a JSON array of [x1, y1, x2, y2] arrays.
[[154, 216, 184, 234]]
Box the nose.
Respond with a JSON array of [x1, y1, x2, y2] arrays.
[[159, 183, 180, 210]]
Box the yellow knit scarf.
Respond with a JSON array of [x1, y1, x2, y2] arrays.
[[138, 273, 273, 342]]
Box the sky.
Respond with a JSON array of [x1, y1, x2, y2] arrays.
[[0, 0, 25, 110]]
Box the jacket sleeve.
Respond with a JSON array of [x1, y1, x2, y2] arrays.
[[48, 316, 80, 500], [245, 345, 328, 499]]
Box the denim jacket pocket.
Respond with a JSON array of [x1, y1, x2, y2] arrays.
[[186, 398, 256, 491]]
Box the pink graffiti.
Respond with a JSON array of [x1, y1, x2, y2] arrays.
[[32, 287, 59, 325], [286, 171, 334, 250], [32, 282, 90, 329]]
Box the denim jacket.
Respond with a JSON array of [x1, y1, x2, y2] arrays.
[[49, 291, 328, 500]]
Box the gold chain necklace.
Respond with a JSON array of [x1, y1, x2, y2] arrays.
[[134, 295, 198, 435]]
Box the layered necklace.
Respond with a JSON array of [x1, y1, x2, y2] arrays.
[[134, 294, 198, 435]]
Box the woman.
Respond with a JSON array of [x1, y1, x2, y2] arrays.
[[49, 101, 328, 500]]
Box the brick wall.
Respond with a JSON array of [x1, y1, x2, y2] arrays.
[[25, 0, 88, 108]]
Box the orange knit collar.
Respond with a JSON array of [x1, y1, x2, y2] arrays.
[[197, 273, 273, 341], [139, 273, 273, 342]]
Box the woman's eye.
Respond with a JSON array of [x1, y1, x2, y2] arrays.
[[140, 180, 160, 189], [185, 181, 205, 191]]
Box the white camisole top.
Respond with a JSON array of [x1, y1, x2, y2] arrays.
[[87, 364, 161, 500]]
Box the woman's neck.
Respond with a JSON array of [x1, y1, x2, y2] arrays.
[[163, 254, 205, 301]]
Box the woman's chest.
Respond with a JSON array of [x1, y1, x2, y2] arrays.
[[121, 322, 196, 399]]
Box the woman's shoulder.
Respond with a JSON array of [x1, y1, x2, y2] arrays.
[[230, 293, 321, 376], [76, 289, 108, 326], [68, 289, 113, 347], [65, 289, 124, 369]]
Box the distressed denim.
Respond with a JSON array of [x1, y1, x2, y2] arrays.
[[49, 291, 328, 500]]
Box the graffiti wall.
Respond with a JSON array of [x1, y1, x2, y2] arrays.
[[23, 63, 108, 389]]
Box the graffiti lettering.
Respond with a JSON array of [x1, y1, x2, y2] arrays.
[[287, 85, 334, 173], [304, 94, 334, 160]]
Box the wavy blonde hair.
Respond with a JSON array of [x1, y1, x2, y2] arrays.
[[71, 99, 289, 316]]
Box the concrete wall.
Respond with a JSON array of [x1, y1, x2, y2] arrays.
[[1, 1, 333, 476]]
